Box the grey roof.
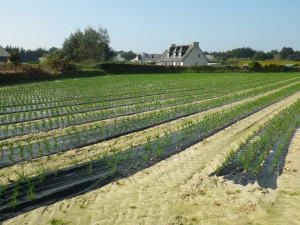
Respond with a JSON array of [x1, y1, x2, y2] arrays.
[[145, 54, 161, 62], [156, 44, 193, 62], [0, 46, 9, 57]]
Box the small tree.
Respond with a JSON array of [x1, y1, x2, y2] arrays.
[[248, 61, 262, 72], [121, 51, 137, 61], [8, 51, 21, 66]]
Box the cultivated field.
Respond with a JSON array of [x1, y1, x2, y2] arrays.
[[1, 73, 300, 224]]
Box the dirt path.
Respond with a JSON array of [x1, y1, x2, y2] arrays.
[[3, 91, 300, 224]]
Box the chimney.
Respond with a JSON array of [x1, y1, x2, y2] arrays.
[[193, 42, 199, 47]]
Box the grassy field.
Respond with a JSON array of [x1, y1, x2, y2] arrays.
[[1, 72, 300, 223]]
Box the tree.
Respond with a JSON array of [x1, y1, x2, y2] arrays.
[[121, 51, 137, 61], [7, 51, 21, 66], [248, 61, 262, 72], [62, 26, 112, 63], [252, 51, 266, 61], [48, 47, 59, 53], [5, 45, 25, 54], [26, 47, 48, 58], [279, 47, 294, 59]]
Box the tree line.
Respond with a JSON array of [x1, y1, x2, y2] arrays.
[[204, 47, 300, 61], [4, 46, 58, 58], [5, 26, 114, 64]]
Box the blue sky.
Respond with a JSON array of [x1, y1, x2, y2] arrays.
[[1, 0, 300, 53]]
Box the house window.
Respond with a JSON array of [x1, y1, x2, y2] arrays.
[[195, 63, 198, 65], [199, 54, 201, 57]]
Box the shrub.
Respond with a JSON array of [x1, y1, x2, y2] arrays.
[[248, 61, 263, 72], [48, 57, 77, 72], [7, 51, 21, 66]]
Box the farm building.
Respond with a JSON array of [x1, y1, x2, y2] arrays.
[[0, 45, 9, 63], [156, 42, 208, 66], [19, 54, 39, 63]]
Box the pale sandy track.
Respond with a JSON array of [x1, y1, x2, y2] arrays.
[[3, 90, 300, 224]]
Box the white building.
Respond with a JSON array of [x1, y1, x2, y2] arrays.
[[156, 42, 208, 66]]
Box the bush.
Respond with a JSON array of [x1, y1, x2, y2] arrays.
[[7, 51, 21, 66], [92, 63, 186, 74], [248, 61, 263, 72], [48, 57, 77, 72]]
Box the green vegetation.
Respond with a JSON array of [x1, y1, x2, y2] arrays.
[[0, 72, 300, 218]]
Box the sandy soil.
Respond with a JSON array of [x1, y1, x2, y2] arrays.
[[3, 91, 300, 224]]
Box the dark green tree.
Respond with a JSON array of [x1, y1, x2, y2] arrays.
[[252, 51, 266, 61], [248, 61, 263, 72], [7, 51, 21, 66], [121, 51, 137, 61], [62, 26, 112, 63], [279, 47, 294, 59]]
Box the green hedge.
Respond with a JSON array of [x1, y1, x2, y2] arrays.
[[1, 62, 300, 86], [0, 68, 107, 85], [92, 63, 186, 74]]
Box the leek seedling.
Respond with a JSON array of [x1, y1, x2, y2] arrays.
[[87, 162, 93, 175], [8, 195, 18, 208], [72, 157, 79, 167], [112, 164, 117, 173], [142, 154, 148, 164], [8, 153, 13, 164], [35, 166, 46, 182], [27, 185, 35, 201]]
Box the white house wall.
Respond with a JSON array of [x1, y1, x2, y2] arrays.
[[182, 46, 208, 66]]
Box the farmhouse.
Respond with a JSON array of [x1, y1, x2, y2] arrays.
[[0, 45, 9, 63], [156, 42, 208, 66]]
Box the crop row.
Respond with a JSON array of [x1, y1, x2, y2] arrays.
[[215, 99, 300, 176], [1, 78, 298, 142], [1, 81, 300, 168], [0, 74, 292, 112], [1, 75, 299, 213]]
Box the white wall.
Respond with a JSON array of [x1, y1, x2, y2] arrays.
[[182, 45, 208, 66]]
